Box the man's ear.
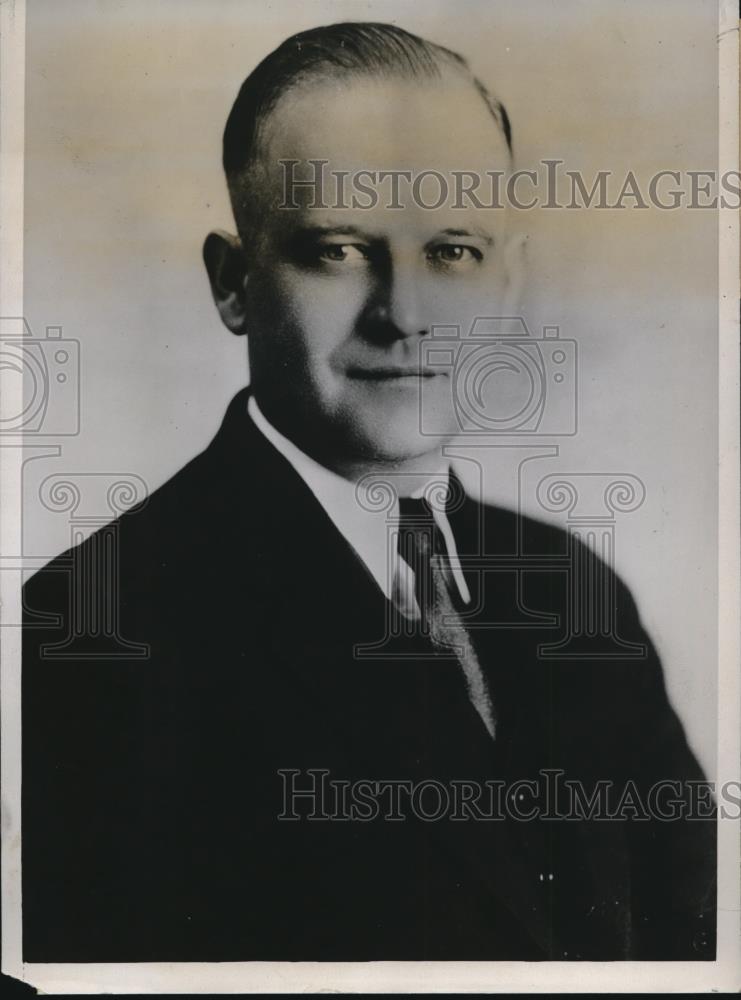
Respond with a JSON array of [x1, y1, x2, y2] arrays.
[[501, 231, 528, 315], [203, 230, 249, 335]]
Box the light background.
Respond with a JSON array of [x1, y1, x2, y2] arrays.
[[22, 0, 718, 779]]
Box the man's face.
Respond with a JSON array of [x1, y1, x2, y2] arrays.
[[230, 74, 519, 471]]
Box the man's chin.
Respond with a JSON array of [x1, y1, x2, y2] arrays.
[[342, 424, 454, 472]]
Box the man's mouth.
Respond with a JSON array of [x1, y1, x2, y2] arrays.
[[347, 366, 447, 381]]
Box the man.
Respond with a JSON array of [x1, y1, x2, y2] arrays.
[[22, 22, 715, 962]]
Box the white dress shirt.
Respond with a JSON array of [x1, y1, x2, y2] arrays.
[[247, 396, 471, 617]]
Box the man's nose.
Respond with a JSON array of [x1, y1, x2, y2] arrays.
[[364, 258, 427, 341]]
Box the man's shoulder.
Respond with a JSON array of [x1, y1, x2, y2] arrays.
[[22, 391, 328, 619], [24, 391, 259, 593], [462, 489, 572, 558], [24, 443, 214, 599], [465, 491, 646, 641]]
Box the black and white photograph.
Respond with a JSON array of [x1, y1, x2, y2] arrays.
[[1, 0, 738, 993]]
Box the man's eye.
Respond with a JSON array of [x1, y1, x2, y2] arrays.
[[428, 244, 483, 265], [318, 244, 369, 263]]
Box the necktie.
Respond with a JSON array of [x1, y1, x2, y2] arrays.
[[397, 496, 497, 741]]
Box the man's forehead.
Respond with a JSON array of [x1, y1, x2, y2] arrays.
[[258, 72, 511, 179]]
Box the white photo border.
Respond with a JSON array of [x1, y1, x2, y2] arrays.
[[1, 0, 738, 992]]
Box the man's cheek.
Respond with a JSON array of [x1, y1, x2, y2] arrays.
[[280, 267, 361, 322], [294, 292, 365, 352]]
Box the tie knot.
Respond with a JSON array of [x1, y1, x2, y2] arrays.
[[398, 494, 435, 524], [397, 495, 439, 560]]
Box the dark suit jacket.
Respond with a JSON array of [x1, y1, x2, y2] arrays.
[[22, 387, 716, 962]]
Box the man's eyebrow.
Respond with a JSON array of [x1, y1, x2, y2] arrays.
[[434, 227, 494, 245], [293, 224, 377, 240], [285, 224, 495, 245]]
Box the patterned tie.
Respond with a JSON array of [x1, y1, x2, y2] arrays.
[[397, 496, 497, 741]]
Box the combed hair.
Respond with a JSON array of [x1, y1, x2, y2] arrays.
[[222, 21, 512, 187]]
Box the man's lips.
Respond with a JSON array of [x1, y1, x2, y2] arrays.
[[347, 366, 447, 380]]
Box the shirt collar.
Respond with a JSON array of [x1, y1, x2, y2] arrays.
[[247, 395, 470, 604]]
